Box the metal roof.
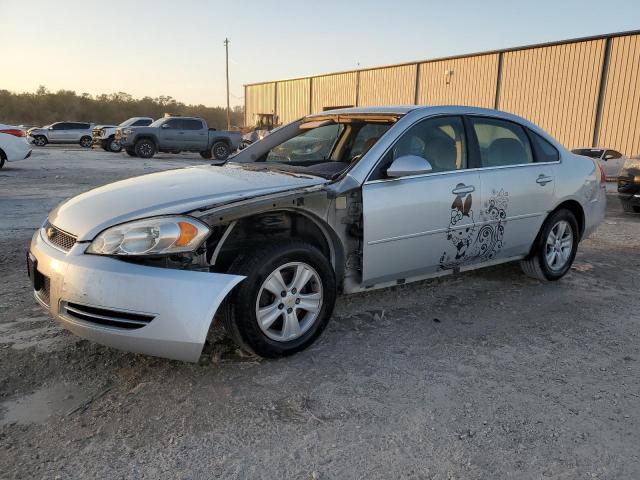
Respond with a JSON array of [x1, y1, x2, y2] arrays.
[[244, 29, 640, 87]]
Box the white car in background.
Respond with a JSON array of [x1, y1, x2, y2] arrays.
[[0, 124, 32, 168], [572, 148, 626, 179]]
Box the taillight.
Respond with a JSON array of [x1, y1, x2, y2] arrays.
[[0, 129, 25, 138], [595, 160, 606, 184]]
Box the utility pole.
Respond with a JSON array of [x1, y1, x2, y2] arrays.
[[224, 38, 231, 130]]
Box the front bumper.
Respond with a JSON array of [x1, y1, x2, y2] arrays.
[[28, 228, 244, 362]]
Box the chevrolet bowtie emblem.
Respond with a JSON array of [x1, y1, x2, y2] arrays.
[[46, 226, 55, 239]]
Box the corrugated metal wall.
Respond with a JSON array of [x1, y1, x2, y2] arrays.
[[244, 82, 275, 127], [276, 78, 311, 124], [498, 39, 605, 149], [358, 65, 417, 106], [311, 72, 358, 112], [418, 54, 499, 108], [597, 34, 640, 155], [245, 31, 640, 154]]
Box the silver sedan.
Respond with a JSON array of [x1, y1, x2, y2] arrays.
[[28, 106, 606, 361]]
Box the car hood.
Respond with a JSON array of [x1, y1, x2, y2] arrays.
[[95, 124, 117, 129], [49, 164, 326, 241]]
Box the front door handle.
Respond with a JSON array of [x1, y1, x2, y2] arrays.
[[536, 175, 553, 185], [452, 184, 475, 195]]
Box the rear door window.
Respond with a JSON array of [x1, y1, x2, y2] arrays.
[[470, 117, 533, 167]]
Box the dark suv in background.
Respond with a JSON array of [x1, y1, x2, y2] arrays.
[[618, 156, 640, 213]]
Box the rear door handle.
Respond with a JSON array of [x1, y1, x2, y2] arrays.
[[452, 184, 475, 195], [536, 175, 553, 185]]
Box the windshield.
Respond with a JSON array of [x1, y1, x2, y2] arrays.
[[242, 120, 393, 179], [119, 118, 138, 127]]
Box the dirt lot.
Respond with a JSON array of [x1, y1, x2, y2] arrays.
[[1, 147, 639, 479]]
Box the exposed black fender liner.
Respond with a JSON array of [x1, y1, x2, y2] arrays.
[[191, 189, 346, 288]]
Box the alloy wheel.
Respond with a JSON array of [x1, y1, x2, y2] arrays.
[[255, 262, 323, 342], [545, 220, 573, 271]]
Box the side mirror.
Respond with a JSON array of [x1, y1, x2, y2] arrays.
[[386, 155, 433, 178], [603, 154, 614, 161], [161, 124, 170, 129], [48, 127, 54, 130]]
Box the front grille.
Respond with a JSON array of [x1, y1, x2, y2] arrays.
[[61, 302, 154, 330], [44, 222, 76, 251]]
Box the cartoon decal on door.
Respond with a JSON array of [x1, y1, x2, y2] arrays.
[[439, 188, 509, 270]]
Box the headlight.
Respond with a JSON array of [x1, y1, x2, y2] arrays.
[[87, 216, 210, 256]]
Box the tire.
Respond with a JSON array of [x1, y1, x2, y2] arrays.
[[222, 241, 336, 358], [0, 152, 5, 169], [520, 209, 579, 281], [106, 137, 122, 153], [134, 139, 155, 158], [212, 141, 231, 160], [199, 150, 212, 159], [33, 135, 47, 147], [79, 136, 92, 148], [125, 148, 138, 157]]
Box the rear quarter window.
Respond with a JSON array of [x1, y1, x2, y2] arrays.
[[528, 130, 559, 163]]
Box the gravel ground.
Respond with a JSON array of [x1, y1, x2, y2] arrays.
[[0, 146, 639, 479]]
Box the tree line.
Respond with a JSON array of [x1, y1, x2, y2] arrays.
[[0, 86, 244, 130]]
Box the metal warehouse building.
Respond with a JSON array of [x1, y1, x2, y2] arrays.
[[244, 30, 640, 156]]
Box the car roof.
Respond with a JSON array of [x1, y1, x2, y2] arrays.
[[306, 105, 537, 124]]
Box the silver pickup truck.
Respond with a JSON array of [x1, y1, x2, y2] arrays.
[[116, 116, 242, 160]]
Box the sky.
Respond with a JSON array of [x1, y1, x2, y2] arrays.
[[1, 0, 638, 108]]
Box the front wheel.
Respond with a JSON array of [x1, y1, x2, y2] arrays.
[[79, 136, 92, 148], [212, 141, 231, 160], [135, 139, 155, 158], [33, 136, 47, 147], [223, 241, 336, 358], [106, 138, 122, 153], [199, 150, 212, 159], [520, 209, 579, 281], [125, 148, 138, 157]]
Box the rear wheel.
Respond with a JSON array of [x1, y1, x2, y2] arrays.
[[223, 241, 336, 358], [0, 151, 5, 169], [212, 141, 231, 160], [199, 150, 212, 159], [79, 136, 92, 148], [33, 135, 47, 147], [125, 148, 138, 157], [135, 139, 155, 158], [520, 209, 579, 281]]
